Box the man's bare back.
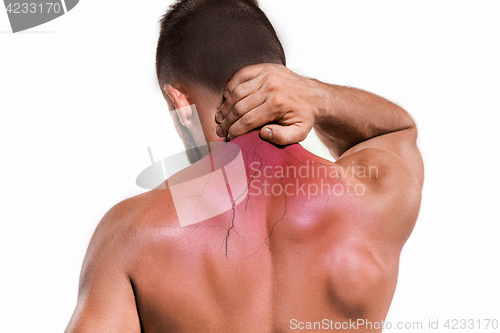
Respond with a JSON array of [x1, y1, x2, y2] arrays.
[[68, 127, 420, 332]]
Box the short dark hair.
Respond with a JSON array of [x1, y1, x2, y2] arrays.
[[156, 0, 286, 94]]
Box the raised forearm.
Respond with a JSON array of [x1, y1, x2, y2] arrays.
[[217, 64, 416, 151], [312, 81, 416, 158]]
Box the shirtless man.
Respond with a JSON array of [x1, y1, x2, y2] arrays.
[[66, 0, 423, 332]]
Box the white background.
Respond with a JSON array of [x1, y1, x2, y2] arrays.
[[1, 1, 499, 332]]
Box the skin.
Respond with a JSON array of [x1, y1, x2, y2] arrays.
[[66, 64, 423, 333]]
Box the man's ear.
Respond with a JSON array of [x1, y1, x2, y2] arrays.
[[164, 84, 192, 127]]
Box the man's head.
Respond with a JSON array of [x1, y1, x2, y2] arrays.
[[156, 0, 285, 162]]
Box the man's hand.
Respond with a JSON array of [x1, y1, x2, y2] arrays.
[[216, 63, 322, 145]]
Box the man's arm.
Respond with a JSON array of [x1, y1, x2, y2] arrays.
[[216, 63, 423, 246], [313, 82, 423, 248], [312, 82, 423, 186], [217, 64, 422, 176], [313, 84, 415, 157], [65, 202, 141, 333]]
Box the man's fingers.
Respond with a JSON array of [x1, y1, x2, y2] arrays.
[[217, 90, 266, 137], [260, 124, 308, 146], [224, 64, 266, 96], [216, 76, 262, 124], [226, 104, 275, 140]]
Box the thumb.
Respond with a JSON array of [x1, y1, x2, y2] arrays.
[[260, 124, 308, 146]]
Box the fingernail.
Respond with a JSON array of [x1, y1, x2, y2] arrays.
[[215, 112, 223, 123], [264, 128, 272, 139], [224, 90, 229, 98], [217, 126, 223, 137], [226, 134, 230, 141]]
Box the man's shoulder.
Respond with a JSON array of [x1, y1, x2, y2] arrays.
[[90, 187, 180, 256]]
